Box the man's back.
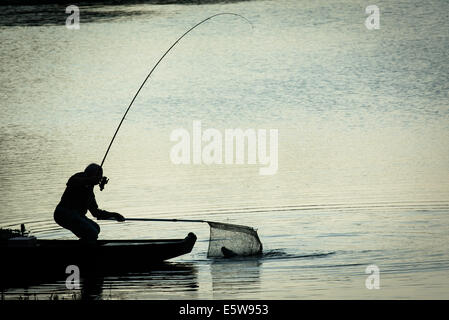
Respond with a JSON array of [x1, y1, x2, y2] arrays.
[[58, 172, 96, 215]]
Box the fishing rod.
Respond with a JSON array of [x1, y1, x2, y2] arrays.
[[98, 13, 252, 191]]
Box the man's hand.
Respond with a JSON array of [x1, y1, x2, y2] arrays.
[[112, 212, 125, 222], [93, 176, 102, 185], [99, 176, 109, 191], [94, 210, 125, 221]]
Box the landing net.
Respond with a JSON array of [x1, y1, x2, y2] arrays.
[[207, 222, 263, 258]]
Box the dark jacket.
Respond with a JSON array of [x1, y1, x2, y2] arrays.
[[57, 172, 114, 220]]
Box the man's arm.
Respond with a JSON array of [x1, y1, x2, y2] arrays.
[[68, 173, 101, 186], [89, 196, 125, 221]]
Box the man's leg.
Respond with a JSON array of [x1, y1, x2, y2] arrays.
[[55, 208, 100, 240], [81, 216, 100, 239]]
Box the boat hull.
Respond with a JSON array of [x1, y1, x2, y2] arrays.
[[0, 232, 197, 287]]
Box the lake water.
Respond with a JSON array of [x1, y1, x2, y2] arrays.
[[1, 0, 448, 299]]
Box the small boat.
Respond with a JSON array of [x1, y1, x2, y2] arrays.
[[0, 230, 197, 284]]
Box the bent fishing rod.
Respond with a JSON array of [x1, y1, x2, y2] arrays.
[[97, 13, 252, 191]]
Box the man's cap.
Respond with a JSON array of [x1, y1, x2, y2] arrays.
[[84, 163, 103, 177]]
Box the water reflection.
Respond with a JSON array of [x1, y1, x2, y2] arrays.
[[1, 262, 198, 300], [210, 257, 261, 298]]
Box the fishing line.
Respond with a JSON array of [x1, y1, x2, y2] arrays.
[[100, 13, 252, 169], [94, 14, 261, 257]]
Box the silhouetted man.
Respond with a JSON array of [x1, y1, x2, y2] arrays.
[[54, 163, 124, 240]]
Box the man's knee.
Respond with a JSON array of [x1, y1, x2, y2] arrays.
[[74, 219, 100, 241], [79, 227, 99, 241], [90, 220, 100, 233]]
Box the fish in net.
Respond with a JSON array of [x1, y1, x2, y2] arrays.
[[207, 222, 263, 258], [122, 218, 263, 258]]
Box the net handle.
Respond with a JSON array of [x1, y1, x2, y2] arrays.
[[123, 217, 260, 230], [124, 218, 208, 223], [122, 218, 256, 230]]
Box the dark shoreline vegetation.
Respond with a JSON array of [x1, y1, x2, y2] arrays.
[[0, 4, 153, 26], [0, 0, 252, 26], [1, 0, 250, 6]]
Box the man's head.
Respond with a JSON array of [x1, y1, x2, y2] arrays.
[[84, 163, 103, 183]]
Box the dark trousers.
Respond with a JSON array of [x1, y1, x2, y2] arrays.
[[54, 205, 100, 240]]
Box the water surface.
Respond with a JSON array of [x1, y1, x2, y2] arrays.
[[1, 0, 449, 299]]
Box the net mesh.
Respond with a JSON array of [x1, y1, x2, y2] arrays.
[[207, 222, 263, 258]]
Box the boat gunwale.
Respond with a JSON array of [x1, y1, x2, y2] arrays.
[[35, 238, 192, 245], [2, 233, 197, 249]]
